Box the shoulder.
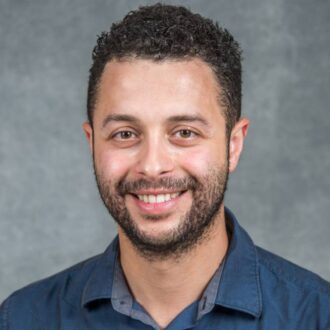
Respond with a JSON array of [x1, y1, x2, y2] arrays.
[[256, 246, 330, 294], [0, 253, 102, 329], [256, 246, 330, 326], [256, 247, 330, 329]]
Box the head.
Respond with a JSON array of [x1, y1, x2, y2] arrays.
[[83, 4, 249, 260], [87, 3, 242, 137]]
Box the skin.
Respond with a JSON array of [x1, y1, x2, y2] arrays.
[[83, 58, 249, 328]]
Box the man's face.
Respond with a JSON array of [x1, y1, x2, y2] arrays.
[[84, 58, 239, 260]]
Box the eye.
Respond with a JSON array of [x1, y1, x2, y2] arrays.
[[109, 129, 140, 148], [175, 129, 197, 139], [112, 130, 137, 140], [170, 128, 200, 146]]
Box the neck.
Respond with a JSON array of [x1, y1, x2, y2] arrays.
[[118, 206, 228, 328]]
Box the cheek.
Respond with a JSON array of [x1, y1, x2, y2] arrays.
[[96, 148, 134, 179], [178, 142, 227, 175], [179, 148, 215, 174]]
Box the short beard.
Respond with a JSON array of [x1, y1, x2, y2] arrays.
[[94, 163, 228, 262]]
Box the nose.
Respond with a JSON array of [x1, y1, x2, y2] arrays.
[[135, 136, 174, 178]]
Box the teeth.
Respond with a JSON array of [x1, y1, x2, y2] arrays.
[[156, 195, 164, 203], [137, 192, 180, 204]]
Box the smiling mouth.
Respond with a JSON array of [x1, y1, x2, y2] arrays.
[[130, 191, 186, 204]]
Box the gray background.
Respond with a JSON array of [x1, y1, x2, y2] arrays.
[[1, 0, 329, 301]]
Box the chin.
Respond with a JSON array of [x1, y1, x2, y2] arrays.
[[133, 215, 182, 240]]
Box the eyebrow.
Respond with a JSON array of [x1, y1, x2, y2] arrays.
[[102, 113, 210, 128], [167, 115, 210, 128], [102, 114, 141, 128]]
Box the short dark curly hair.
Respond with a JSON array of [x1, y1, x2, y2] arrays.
[[87, 3, 242, 134]]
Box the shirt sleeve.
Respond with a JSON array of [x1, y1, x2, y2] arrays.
[[0, 297, 10, 330], [0, 293, 42, 330]]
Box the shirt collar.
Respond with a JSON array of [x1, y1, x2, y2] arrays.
[[82, 208, 263, 318], [82, 237, 118, 306], [214, 208, 262, 317]]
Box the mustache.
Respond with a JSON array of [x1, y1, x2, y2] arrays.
[[117, 176, 198, 195]]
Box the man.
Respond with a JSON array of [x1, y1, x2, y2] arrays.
[[1, 3, 329, 329]]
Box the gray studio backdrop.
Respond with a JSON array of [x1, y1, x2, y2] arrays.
[[1, 0, 329, 301]]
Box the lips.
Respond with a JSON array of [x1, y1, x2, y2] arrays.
[[128, 190, 187, 215]]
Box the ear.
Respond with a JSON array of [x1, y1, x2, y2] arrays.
[[228, 118, 249, 173], [82, 121, 94, 154]]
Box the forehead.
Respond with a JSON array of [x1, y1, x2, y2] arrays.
[[94, 58, 224, 125]]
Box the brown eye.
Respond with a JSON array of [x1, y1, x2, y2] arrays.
[[120, 131, 133, 139], [110, 129, 140, 148], [177, 129, 196, 138], [170, 128, 200, 147], [113, 130, 136, 140]]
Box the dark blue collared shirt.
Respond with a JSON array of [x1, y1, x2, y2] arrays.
[[1, 209, 330, 329]]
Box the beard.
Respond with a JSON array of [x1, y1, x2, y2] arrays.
[[94, 161, 229, 261]]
